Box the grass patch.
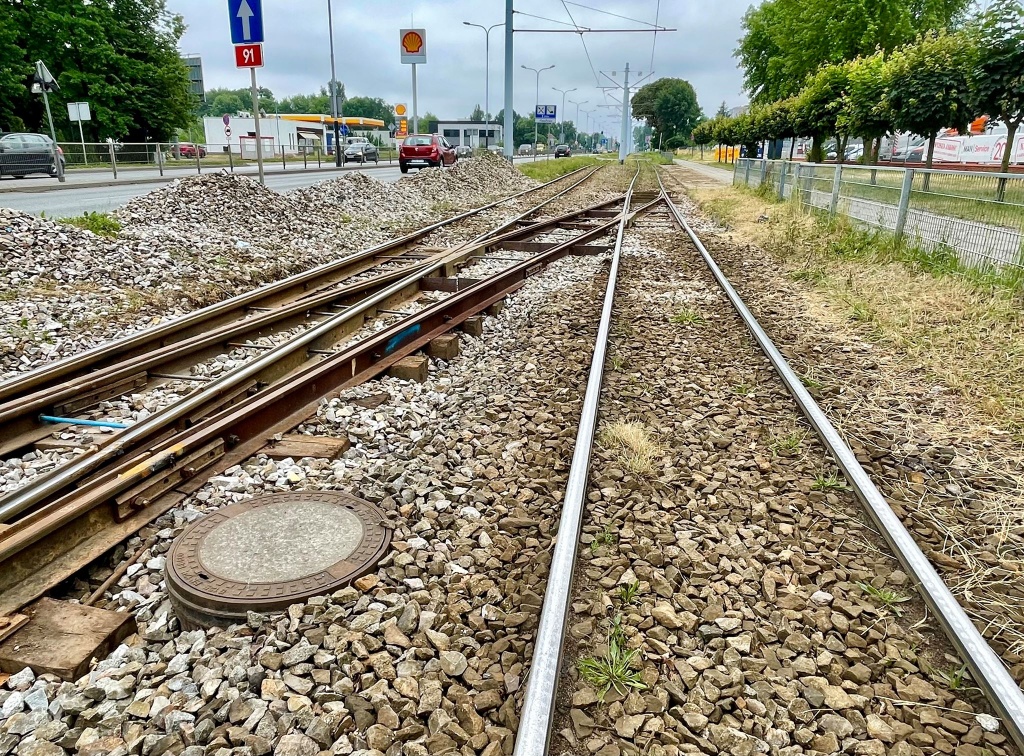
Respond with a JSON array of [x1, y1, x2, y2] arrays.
[[517, 155, 599, 182], [670, 308, 705, 325], [768, 428, 806, 456], [60, 212, 121, 237], [858, 581, 912, 616], [618, 579, 641, 605], [599, 420, 661, 476], [590, 523, 618, 554], [577, 620, 647, 700], [811, 471, 848, 492]]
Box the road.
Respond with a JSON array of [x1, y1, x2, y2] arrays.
[[0, 155, 552, 217]]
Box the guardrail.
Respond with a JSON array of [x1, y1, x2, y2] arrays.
[[734, 158, 1024, 271]]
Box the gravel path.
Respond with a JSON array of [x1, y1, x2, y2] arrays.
[[550, 201, 1015, 756]]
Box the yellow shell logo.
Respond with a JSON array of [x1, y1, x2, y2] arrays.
[[402, 31, 424, 54]]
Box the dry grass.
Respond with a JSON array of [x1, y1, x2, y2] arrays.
[[599, 420, 661, 476]]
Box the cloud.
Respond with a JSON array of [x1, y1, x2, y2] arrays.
[[172, 0, 752, 125]]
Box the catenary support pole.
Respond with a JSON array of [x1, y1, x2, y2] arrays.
[[618, 62, 630, 164], [328, 0, 342, 167], [249, 67, 265, 186], [503, 0, 513, 160]]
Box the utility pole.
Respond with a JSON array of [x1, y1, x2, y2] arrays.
[[552, 86, 575, 144], [327, 0, 342, 166], [503, 0, 514, 160], [618, 63, 630, 164], [522, 63, 554, 160]]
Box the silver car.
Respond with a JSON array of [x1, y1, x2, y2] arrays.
[[342, 142, 379, 164], [455, 145, 472, 159]]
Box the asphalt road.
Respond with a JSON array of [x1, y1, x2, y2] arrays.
[[0, 155, 553, 217]]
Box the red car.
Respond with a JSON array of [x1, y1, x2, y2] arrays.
[[399, 134, 456, 173], [176, 142, 207, 158]]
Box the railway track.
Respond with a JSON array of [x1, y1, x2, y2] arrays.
[[511, 167, 1024, 754], [0, 163, 644, 617]]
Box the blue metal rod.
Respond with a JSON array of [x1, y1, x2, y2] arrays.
[[39, 415, 128, 429]]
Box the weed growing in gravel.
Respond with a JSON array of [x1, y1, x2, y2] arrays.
[[61, 211, 122, 237], [858, 581, 912, 616], [928, 662, 975, 692], [599, 421, 661, 475], [800, 370, 824, 391], [788, 266, 828, 283], [577, 624, 647, 700], [812, 471, 849, 492], [768, 428, 807, 456], [618, 580, 641, 605], [732, 381, 755, 395], [670, 308, 705, 326], [609, 353, 630, 371], [590, 523, 619, 554]]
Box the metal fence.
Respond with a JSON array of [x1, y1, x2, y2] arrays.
[[50, 141, 401, 179], [734, 158, 1024, 271]]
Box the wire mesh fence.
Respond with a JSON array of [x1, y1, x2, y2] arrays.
[[734, 158, 1024, 271]]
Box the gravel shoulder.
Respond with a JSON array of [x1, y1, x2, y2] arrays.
[[551, 199, 1015, 756]]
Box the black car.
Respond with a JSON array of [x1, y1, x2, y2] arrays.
[[0, 132, 65, 178], [342, 142, 379, 164], [554, 144, 572, 158]]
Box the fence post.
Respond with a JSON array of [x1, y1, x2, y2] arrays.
[[228, 147, 234, 172], [303, 149, 307, 169], [156, 143, 164, 177], [794, 164, 804, 208], [759, 159, 768, 187], [829, 165, 842, 216], [744, 159, 751, 186], [778, 161, 788, 200], [317, 147, 321, 168], [108, 141, 118, 180], [281, 146, 286, 170], [195, 148, 201, 174], [894, 168, 915, 240]]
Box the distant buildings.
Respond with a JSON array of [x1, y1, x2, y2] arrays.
[[182, 55, 205, 101]]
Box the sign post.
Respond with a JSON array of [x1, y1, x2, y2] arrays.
[[228, 0, 265, 185], [67, 101, 91, 166], [400, 30, 426, 135], [32, 60, 64, 183]]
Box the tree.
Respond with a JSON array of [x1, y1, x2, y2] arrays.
[[885, 31, 976, 181], [797, 63, 851, 162], [715, 101, 730, 118], [344, 96, 392, 123], [736, 0, 972, 104], [971, 0, 1024, 180], [692, 120, 716, 158], [631, 77, 702, 145], [469, 104, 485, 121], [839, 53, 892, 165], [420, 111, 439, 127]]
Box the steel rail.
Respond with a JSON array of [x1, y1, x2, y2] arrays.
[[0, 195, 666, 613], [656, 171, 1024, 750], [512, 161, 643, 756], [0, 165, 599, 406], [0, 188, 616, 460], [0, 191, 621, 524]]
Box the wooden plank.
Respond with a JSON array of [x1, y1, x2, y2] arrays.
[[0, 599, 136, 681], [0, 614, 28, 645], [263, 434, 351, 460]]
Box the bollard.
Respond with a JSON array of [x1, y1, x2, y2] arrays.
[[108, 141, 118, 180], [303, 149, 307, 169], [157, 143, 164, 177], [317, 147, 321, 168], [282, 147, 286, 170], [894, 168, 915, 240], [829, 164, 842, 216]]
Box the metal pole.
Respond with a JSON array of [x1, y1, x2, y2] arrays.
[[411, 63, 419, 135], [250, 67, 265, 185], [38, 67, 64, 183], [778, 160, 787, 200], [108, 140, 117, 180], [157, 143, 164, 177], [533, 69, 538, 161], [77, 119, 87, 166], [195, 143, 201, 174], [618, 63, 630, 164], [502, 0, 513, 160], [829, 164, 842, 216], [328, 0, 342, 167], [485, 31, 490, 147], [894, 168, 914, 240]]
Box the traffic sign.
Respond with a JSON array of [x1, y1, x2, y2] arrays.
[[234, 43, 263, 68], [536, 105, 556, 123], [225, 126, 232, 137], [400, 29, 426, 64], [229, 0, 263, 44], [340, 124, 349, 136], [222, 113, 230, 126]]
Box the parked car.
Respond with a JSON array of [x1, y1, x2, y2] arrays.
[[517, 144, 533, 155], [0, 132, 64, 178], [455, 145, 473, 159], [176, 142, 207, 159], [488, 145, 503, 154], [343, 142, 379, 164], [399, 134, 456, 173], [554, 144, 572, 158]]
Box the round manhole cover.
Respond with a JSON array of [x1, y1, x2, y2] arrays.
[[165, 491, 391, 629]]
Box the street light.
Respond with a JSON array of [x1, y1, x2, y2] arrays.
[[521, 64, 554, 160], [463, 21, 504, 148], [327, 0, 342, 167], [552, 86, 576, 144], [569, 98, 588, 146], [581, 108, 593, 150]]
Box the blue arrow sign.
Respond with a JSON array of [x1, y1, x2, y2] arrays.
[[229, 0, 264, 44]]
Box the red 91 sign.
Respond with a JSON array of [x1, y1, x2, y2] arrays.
[[234, 43, 264, 68]]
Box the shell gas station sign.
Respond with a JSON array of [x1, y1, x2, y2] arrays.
[[394, 104, 408, 138], [400, 28, 426, 64]]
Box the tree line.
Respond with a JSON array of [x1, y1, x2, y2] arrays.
[[0, 0, 194, 142], [702, 0, 1024, 174]]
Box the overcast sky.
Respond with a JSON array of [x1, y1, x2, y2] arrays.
[[171, 0, 753, 129]]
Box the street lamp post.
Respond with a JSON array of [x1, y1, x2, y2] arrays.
[[552, 86, 575, 144], [327, 0, 342, 167], [581, 108, 593, 150], [521, 64, 554, 160], [568, 98, 588, 146], [463, 21, 504, 149]]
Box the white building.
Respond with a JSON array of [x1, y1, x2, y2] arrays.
[[426, 120, 503, 148], [201, 115, 390, 155]]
